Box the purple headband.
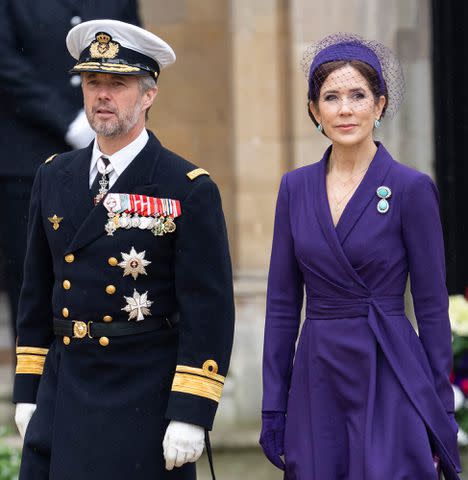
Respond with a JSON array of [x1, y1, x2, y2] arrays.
[[308, 41, 386, 99]]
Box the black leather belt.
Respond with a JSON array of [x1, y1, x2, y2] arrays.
[[53, 314, 179, 339]]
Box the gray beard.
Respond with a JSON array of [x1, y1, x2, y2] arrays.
[[88, 101, 142, 138]]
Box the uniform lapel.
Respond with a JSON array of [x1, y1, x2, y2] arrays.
[[60, 143, 94, 231], [335, 142, 393, 245], [66, 132, 163, 253]]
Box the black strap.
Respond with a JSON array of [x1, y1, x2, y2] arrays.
[[53, 314, 179, 338], [205, 430, 216, 480]]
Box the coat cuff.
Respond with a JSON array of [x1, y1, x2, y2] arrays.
[[12, 346, 48, 403], [165, 360, 225, 429], [13, 374, 42, 404]]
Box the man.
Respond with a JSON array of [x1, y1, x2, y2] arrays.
[[13, 19, 234, 480], [0, 1, 141, 342]]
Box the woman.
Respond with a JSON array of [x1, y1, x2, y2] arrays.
[[260, 33, 461, 480]]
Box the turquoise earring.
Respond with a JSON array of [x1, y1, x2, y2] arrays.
[[317, 123, 323, 133], [374, 119, 381, 129]]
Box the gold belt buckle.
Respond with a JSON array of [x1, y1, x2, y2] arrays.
[[72, 320, 94, 339]]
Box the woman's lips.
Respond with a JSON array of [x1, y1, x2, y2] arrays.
[[336, 124, 357, 131]]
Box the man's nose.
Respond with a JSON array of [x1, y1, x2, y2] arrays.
[[96, 86, 111, 100]]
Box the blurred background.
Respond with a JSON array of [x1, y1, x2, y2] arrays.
[[0, 0, 466, 478]]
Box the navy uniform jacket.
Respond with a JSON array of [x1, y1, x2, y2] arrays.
[[0, 0, 140, 177], [13, 132, 235, 479]]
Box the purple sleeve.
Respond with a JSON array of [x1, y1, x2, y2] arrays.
[[401, 173, 455, 415], [262, 174, 304, 412]]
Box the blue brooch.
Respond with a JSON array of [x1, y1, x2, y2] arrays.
[[376, 186, 391, 214]]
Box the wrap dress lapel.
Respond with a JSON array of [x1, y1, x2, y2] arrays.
[[65, 133, 162, 253], [313, 143, 393, 292], [312, 143, 460, 479]]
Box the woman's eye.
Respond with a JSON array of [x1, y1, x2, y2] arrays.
[[324, 94, 337, 101], [352, 92, 365, 100]]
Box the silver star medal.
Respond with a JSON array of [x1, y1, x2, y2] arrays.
[[119, 247, 151, 280], [122, 289, 153, 321]]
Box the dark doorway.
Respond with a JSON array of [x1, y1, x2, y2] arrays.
[[431, 0, 468, 295]]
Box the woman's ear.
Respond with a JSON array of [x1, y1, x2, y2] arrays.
[[309, 100, 320, 124], [375, 95, 386, 119]]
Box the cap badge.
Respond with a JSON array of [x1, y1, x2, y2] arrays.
[[90, 32, 120, 59]]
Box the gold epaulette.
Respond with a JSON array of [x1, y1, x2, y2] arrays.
[[171, 360, 225, 403], [16, 346, 49, 375], [45, 153, 58, 164], [187, 168, 210, 181]]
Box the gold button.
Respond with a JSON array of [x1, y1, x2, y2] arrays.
[[99, 337, 110, 347], [65, 254, 75, 263], [62, 308, 69, 318], [63, 280, 71, 290], [103, 315, 113, 323], [108, 257, 118, 267], [63, 336, 71, 345], [105, 285, 116, 295]]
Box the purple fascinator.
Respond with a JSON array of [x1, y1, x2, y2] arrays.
[[301, 33, 405, 118]]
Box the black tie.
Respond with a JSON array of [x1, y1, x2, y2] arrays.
[[90, 156, 111, 204]]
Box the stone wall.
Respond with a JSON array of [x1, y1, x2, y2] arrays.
[[140, 0, 433, 432]]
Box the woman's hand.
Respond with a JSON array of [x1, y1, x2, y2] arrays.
[[259, 411, 286, 470]]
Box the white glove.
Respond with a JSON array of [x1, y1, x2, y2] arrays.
[[15, 403, 37, 439], [65, 109, 95, 149], [163, 420, 205, 470]]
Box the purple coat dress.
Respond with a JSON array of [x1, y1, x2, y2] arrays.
[[262, 143, 461, 480]]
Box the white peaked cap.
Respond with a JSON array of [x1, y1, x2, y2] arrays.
[[66, 19, 176, 78]]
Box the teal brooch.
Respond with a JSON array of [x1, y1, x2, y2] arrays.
[[376, 186, 391, 214]]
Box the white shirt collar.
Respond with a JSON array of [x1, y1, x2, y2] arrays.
[[89, 128, 149, 179]]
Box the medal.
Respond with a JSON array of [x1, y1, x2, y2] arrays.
[[131, 215, 141, 228], [118, 247, 151, 280], [103, 193, 182, 235], [122, 289, 153, 321], [163, 217, 176, 233], [138, 217, 152, 229]]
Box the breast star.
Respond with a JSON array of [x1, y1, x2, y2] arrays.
[[122, 289, 153, 321], [118, 247, 151, 280]]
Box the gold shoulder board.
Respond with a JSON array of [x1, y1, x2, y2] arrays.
[[45, 153, 58, 164], [187, 168, 210, 181]]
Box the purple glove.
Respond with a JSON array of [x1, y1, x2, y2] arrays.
[[259, 411, 286, 470]]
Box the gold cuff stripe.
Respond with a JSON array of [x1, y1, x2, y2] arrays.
[[171, 372, 223, 403], [175, 365, 225, 384], [187, 168, 210, 180], [16, 354, 46, 375], [16, 346, 49, 356]]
